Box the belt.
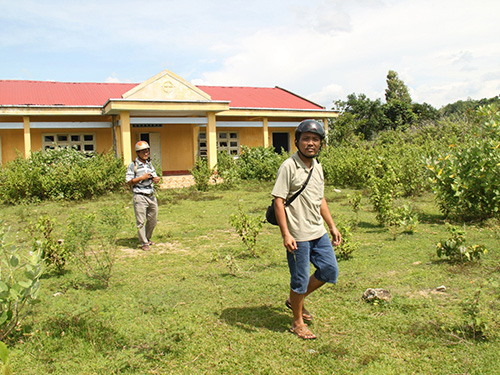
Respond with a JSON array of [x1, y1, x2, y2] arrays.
[[135, 192, 154, 197]]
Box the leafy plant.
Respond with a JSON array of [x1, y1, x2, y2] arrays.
[[0, 148, 126, 204], [64, 206, 126, 287], [216, 151, 240, 190], [436, 223, 487, 262], [368, 161, 401, 226], [347, 192, 363, 226], [190, 157, 214, 192], [0, 341, 12, 375], [334, 220, 358, 260], [229, 204, 263, 257], [427, 105, 500, 220], [0, 225, 43, 341], [27, 216, 67, 273], [236, 146, 288, 181]]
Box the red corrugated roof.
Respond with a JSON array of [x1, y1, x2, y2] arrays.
[[0, 80, 323, 110], [0, 80, 137, 106], [197, 86, 324, 110]]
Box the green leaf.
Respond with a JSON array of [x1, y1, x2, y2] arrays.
[[0, 311, 9, 326], [0, 341, 8, 364], [0, 282, 8, 294], [18, 280, 32, 288], [9, 256, 18, 267]]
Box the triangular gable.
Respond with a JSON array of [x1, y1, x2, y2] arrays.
[[122, 69, 211, 101]]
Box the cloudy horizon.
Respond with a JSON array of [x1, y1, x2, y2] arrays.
[[1, 0, 499, 109]]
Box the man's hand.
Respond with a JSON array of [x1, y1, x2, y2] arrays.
[[330, 226, 342, 247], [152, 176, 161, 183], [283, 233, 298, 253]]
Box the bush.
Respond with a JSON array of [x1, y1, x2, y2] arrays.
[[63, 205, 127, 287], [427, 105, 500, 220], [190, 157, 214, 192], [0, 148, 126, 204], [0, 225, 43, 341], [236, 146, 288, 181], [436, 223, 487, 262], [216, 151, 240, 189]]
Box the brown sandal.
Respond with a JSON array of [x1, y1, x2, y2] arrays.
[[290, 324, 316, 340], [285, 299, 313, 321]]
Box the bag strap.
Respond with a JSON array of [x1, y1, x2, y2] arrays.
[[284, 166, 314, 207]]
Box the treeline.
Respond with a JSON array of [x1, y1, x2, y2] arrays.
[[329, 70, 500, 143]]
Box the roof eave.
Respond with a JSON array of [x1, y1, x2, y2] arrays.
[[0, 105, 104, 116], [218, 107, 338, 118]]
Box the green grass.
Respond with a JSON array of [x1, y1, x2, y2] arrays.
[[1, 182, 499, 374]]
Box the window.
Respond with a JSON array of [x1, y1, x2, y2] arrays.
[[42, 133, 96, 152], [198, 131, 239, 156]]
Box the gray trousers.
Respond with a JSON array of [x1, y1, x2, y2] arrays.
[[133, 194, 158, 245]]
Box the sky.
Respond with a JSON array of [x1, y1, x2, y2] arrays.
[[1, 0, 499, 109]]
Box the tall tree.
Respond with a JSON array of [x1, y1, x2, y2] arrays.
[[385, 70, 412, 104]]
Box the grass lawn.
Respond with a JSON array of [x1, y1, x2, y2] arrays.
[[1, 181, 499, 374]]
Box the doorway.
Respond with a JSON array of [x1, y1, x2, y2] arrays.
[[137, 132, 162, 172], [272, 132, 290, 154]]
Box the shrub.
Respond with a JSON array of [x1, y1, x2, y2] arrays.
[[63, 206, 127, 287], [190, 157, 214, 192], [334, 219, 358, 260], [436, 223, 487, 262], [427, 105, 500, 220], [236, 146, 288, 181], [0, 225, 43, 341], [0, 148, 126, 204], [28, 216, 67, 273], [216, 151, 240, 189], [229, 205, 263, 257]]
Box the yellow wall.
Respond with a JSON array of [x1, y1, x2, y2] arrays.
[[0, 122, 298, 168], [130, 124, 194, 173], [29, 128, 114, 153], [0, 129, 24, 162]]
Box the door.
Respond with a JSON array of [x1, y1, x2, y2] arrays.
[[138, 132, 162, 173], [272, 132, 290, 153]]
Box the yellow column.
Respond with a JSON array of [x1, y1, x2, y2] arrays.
[[206, 112, 217, 169], [120, 111, 133, 164], [23, 116, 31, 158], [192, 125, 200, 164], [323, 118, 329, 145], [263, 118, 269, 147]]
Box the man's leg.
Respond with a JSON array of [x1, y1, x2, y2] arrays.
[[304, 274, 326, 298], [287, 241, 316, 339], [133, 195, 148, 246], [145, 196, 158, 242]]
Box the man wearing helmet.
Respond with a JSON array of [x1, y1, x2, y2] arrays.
[[271, 119, 341, 340], [126, 141, 161, 251]]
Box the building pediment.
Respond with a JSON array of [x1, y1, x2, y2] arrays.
[[122, 69, 211, 102]]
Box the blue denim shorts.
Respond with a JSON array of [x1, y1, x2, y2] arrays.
[[287, 233, 339, 294]]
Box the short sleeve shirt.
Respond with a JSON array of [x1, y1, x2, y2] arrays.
[[125, 158, 158, 195], [271, 152, 327, 242]]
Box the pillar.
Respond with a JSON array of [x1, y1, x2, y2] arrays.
[[120, 111, 132, 164], [206, 112, 217, 169], [23, 116, 31, 158], [263, 117, 269, 147]]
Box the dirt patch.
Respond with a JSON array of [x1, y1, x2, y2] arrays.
[[118, 241, 189, 257]]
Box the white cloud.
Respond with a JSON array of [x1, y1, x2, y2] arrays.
[[1, 0, 500, 108]]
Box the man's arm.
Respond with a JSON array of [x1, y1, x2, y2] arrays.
[[274, 197, 297, 252], [320, 197, 342, 246]]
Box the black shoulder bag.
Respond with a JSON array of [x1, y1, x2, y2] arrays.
[[266, 166, 314, 225]]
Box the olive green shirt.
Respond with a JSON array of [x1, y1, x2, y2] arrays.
[[271, 152, 327, 242]]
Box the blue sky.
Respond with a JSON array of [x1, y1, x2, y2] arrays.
[[1, 0, 499, 108]]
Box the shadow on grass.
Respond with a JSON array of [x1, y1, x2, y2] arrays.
[[418, 212, 446, 224], [116, 237, 140, 248], [220, 305, 291, 333]]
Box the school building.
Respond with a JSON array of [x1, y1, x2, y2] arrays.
[[0, 69, 337, 175]]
